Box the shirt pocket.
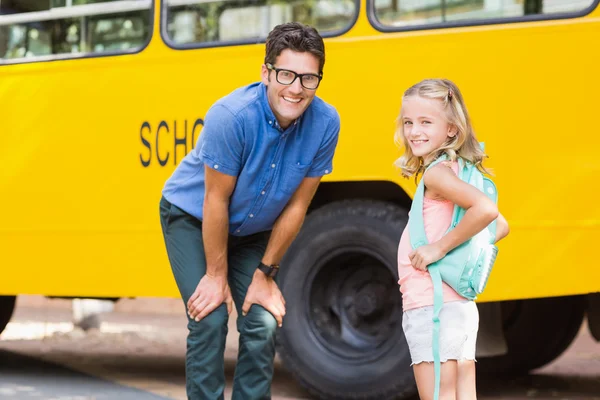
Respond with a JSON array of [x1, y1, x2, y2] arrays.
[[282, 162, 311, 194]]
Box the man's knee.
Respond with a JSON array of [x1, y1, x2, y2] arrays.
[[188, 304, 229, 337], [239, 305, 278, 341]]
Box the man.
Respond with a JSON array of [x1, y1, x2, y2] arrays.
[[159, 22, 340, 399]]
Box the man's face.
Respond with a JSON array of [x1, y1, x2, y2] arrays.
[[261, 49, 321, 129]]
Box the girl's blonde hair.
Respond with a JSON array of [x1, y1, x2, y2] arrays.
[[394, 78, 489, 179]]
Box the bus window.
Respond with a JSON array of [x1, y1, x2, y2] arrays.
[[371, 0, 596, 28], [0, 0, 152, 64], [164, 0, 357, 47]]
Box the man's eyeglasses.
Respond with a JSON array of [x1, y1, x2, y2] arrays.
[[266, 63, 322, 90]]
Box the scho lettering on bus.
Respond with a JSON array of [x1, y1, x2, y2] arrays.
[[139, 118, 204, 167]]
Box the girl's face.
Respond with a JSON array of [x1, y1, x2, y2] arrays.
[[401, 95, 456, 158]]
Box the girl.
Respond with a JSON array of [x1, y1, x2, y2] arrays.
[[396, 79, 509, 400]]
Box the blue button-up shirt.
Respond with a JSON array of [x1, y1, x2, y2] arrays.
[[162, 82, 340, 236]]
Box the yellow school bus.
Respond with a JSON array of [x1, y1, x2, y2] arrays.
[[1, 0, 599, 398]]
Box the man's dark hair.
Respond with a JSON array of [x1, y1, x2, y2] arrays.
[[265, 22, 325, 74]]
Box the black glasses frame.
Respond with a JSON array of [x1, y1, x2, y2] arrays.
[[266, 63, 323, 90]]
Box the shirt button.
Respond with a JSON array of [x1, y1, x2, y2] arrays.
[[214, 164, 219, 169], [249, 214, 254, 218], [325, 169, 329, 173], [269, 120, 272, 125], [271, 164, 276, 168], [236, 229, 240, 233], [261, 191, 266, 195]]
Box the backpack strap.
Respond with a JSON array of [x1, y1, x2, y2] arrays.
[[448, 159, 472, 231], [408, 180, 428, 248], [430, 265, 444, 400], [476, 142, 499, 243], [483, 178, 498, 243], [449, 161, 498, 244]]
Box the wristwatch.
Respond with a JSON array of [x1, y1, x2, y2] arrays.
[[257, 262, 280, 278]]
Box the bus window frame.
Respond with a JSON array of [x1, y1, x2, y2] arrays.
[[160, 0, 361, 50], [0, 0, 155, 66], [366, 0, 600, 33]]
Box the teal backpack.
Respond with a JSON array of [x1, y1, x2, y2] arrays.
[[408, 152, 499, 400]]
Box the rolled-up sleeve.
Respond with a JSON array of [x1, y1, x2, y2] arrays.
[[307, 111, 340, 177], [199, 105, 244, 176]]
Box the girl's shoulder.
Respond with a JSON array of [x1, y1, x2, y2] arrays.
[[422, 159, 461, 200], [440, 160, 459, 175], [425, 159, 459, 178]]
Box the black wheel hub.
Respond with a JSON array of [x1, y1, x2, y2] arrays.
[[308, 250, 403, 361]]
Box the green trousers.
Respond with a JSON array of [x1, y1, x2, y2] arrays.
[[159, 196, 277, 400]]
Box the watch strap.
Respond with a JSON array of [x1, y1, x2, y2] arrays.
[[257, 262, 279, 278]]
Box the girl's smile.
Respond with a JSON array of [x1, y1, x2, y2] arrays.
[[401, 95, 456, 158]]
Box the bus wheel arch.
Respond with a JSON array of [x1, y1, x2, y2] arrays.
[[586, 293, 600, 342], [309, 180, 411, 215], [0, 296, 17, 336], [478, 295, 586, 375]]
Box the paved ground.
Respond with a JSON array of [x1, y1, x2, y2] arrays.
[[0, 349, 172, 399], [0, 296, 599, 400], [0, 296, 311, 400]]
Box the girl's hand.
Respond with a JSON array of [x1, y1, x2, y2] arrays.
[[409, 243, 447, 272]]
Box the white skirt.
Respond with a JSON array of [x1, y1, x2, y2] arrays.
[[402, 300, 479, 365]]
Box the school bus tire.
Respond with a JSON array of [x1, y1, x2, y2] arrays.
[[277, 200, 416, 400], [477, 295, 586, 375], [0, 296, 17, 336]]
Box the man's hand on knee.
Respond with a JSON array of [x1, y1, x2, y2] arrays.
[[242, 269, 286, 327], [187, 274, 233, 322]]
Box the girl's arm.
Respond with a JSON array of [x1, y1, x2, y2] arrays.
[[408, 163, 499, 271], [494, 212, 510, 243]]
